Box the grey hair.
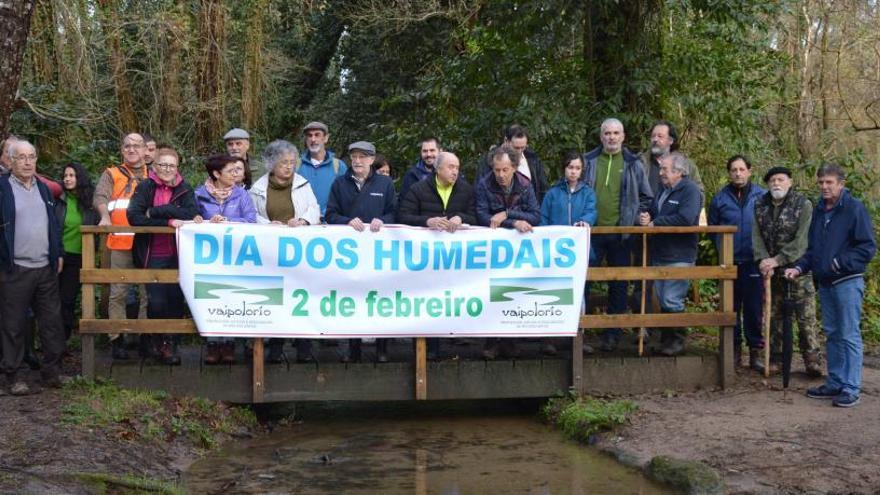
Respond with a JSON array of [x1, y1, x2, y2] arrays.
[[600, 118, 624, 134], [2, 135, 20, 160], [435, 151, 458, 170], [816, 163, 846, 182], [9, 139, 35, 159], [262, 139, 299, 172], [490, 144, 519, 167], [668, 152, 689, 175]]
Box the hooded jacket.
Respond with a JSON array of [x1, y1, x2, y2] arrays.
[[249, 173, 320, 226], [399, 159, 434, 203], [127, 171, 198, 268], [540, 178, 598, 227], [297, 150, 348, 216]]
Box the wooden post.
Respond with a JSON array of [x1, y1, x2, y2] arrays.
[[719, 232, 735, 388], [252, 338, 264, 403], [572, 329, 584, 395], [80, 231, 96, 380], [415, 337, 427, 400], [763, 273, 772, 378], [638, 233, 648, 356]]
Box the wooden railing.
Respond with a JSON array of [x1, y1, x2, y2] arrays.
[[79, 225, 737, 402]]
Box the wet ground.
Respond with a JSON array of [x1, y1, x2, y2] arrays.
[[185, 402, 672, 494]]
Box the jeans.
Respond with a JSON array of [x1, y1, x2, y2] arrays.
[[734, 261, 764, 349], [586, 234, 632, 343], [819, 277, 865, 396], [653, 261, 693, 312]]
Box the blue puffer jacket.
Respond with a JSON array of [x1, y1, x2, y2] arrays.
[[297, 150, 348, 216], [399, 159, 433, 203], [325, 170, 396, 225], [0, 175, 63, 273], [540, 179, 597, 227], [475, 172, 540, 227], [708, 182, 766, 263], [795, 189, 877, 287]]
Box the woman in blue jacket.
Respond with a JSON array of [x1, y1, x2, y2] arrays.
[[539, 151, 597, 355]]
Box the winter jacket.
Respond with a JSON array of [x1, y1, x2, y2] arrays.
[[540, 179, 598, 227], [582, 146, 652, 238], [640, 151, 704, 195], [475, 172, 541, 228], [0, 175, 63, 273], [707, 182, 766, 263], [325, 170, 396, 225], [127, 172, 199, 268], [399, 159, 434, 204], [397, 175, 476, 227], [648, 177, 702, 264], [476, 147, 550, 203], [794, 189, 877, 287], [249, 173, 320, 226], [297, 150, 348, 216], [194, 184, 257, 223]]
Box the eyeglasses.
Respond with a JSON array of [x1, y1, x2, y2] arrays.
[[14, 154, 38, 162], [154, 162, 178, 170], [223, 167, 244, 175]]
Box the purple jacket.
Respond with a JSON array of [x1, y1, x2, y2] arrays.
[[194, 184, 257, 223]]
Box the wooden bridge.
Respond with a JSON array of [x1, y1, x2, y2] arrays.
[[78, 225, 737, 403]]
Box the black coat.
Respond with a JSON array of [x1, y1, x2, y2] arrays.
[[54, 192, 100, 232], [397, 175, 476, 227], [127, 177, 198, 267]]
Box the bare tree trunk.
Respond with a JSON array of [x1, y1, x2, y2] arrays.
[[0, 0, 37, 137], [195, 0, 226, 152], [241, 0, 267, 132], [97, 0, 139, 133], [796, 1, 820, 162]]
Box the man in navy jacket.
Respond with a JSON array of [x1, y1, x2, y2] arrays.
[[640, 152, 702, 356], [786, 164, 877, 408], [0, 140, 67, 395], [708, 155, 767, 371]]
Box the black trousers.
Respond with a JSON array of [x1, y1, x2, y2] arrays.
[[58, 253, 82, 338], [0, 265, 66, 382], [145, 257, 185, 346]]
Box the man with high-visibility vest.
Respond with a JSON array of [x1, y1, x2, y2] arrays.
[[93, 133, 150, 360]]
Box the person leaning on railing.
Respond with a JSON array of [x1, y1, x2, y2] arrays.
[[126, 145, 199, 365], [56, 162, 100, 342], [193, 154, 258, 365]]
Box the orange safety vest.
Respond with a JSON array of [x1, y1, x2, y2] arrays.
[[106, 164, 146, 250]]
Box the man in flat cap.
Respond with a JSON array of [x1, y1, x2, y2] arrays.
[[753, 166, 822, 376], [224, 128, 260, 189], [325, 141, 395, 363], [298, 121, 348, 219]]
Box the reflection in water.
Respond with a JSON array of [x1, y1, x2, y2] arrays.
[[186, 408, 670, 494]]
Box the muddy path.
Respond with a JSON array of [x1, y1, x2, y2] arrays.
[[599, 360, 880, 494]]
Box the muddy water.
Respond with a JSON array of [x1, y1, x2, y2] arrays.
[[186, 404, 670, 494]]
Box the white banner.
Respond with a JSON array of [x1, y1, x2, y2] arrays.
[[177, 223, 589, 338]]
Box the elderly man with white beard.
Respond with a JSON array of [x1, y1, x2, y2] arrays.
[[752, 166, 822, 377]]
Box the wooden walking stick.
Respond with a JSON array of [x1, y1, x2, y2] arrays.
[[638, 233, 648, 356], [763, 272, 772, 377]]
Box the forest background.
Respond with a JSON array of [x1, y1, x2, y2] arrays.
[[2, 0, 880, 340]]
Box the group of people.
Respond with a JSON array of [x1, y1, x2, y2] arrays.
[[0, 117, 875, 408]]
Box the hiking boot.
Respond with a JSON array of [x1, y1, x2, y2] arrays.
[[806, 384, 841, 399], [112, 339, 130, 360], [803, 352, 824, 378], [659, 338, 685, 357], [10, 381, 31, 396], [220, 343, 236, 365], [204, 343, 221, 365], [23, 351, 41, 370], [748, 349, 765, 374], [832, 392, 860, 408], [157, 341, 181, 366]]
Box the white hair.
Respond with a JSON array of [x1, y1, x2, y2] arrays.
[[9, 139, 35, 159], [668, 152, 689, 175], [600, 118, 624, 134]]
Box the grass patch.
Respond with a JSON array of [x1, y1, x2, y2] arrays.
[[75, 472, 184, 495], [542, 394, 638, 443], [61, 377, 257, 449]]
